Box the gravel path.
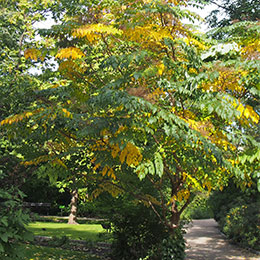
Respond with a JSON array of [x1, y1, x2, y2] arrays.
[[184, 219, 260, 260]]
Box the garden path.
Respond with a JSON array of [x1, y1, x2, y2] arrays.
[[184, 219, 260, 260]]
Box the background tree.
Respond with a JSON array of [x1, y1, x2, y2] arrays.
[[0, 0, 55, 258], [205, 0, 260, 28]]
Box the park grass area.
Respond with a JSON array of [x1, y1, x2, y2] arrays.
[[27, 222, 106, 241], [24, 244, 99, 260]]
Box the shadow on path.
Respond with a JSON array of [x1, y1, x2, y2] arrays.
[[184, 219, 260, 260]]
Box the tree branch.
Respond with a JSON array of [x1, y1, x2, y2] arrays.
[[208, 1, 230, 12]]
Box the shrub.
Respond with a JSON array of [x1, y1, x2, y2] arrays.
[[0, 173, 33, 259], [102, 195, 185, 260], [223, 202, 260, 250], [209, 180, 260, 251]]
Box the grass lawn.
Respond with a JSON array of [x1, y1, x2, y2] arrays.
[[24, 244, 99, 260], [27, 222, 106, 241]]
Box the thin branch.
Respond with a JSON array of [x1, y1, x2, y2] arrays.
[[209, 1, 230, 12], [101, 33, 124, 75], [179, 196, 192, 215], [148, 200, 165, 225]]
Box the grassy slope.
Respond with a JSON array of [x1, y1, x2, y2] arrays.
[[25, 222, 110, 260], [27, 222, 104, 241]]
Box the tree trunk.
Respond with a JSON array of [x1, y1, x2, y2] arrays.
[[68, 189, 79, 225], [169, 200, 180, 233]]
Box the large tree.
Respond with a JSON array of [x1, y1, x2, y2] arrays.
[[1, 0, 259, 256]]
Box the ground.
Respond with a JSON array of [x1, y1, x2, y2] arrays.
[[185, 219, 260, 260]]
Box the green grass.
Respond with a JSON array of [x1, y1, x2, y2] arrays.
[[24, 244, 99, 260], [27, 222, 105, 241]]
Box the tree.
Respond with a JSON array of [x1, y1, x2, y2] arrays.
[[1, 0, 259, 257], [205, 0, 260, 28], [0, 0, 55, 257]]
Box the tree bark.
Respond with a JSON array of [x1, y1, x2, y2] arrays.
[[68, 189, 79, 225], [169, 200, 180, 232]]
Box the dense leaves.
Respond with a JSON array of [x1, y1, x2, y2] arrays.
[[0, 0, 259, 257], [209, 180, 260, 250]]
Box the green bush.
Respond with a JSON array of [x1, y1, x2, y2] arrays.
[[0, 173, 33, 259], [102, 195, 185, 260], [223, 202, 260, 250], [209, 180, 260, 251]]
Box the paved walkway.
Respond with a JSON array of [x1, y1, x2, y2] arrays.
[[185, 219, 260, 260]]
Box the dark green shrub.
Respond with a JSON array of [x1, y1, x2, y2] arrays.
[[209, 180, 260, 251], [109, 201, 165, 259], [223, 202, 260, 250], [153, 228, 186, 260], [102, 195, 185, 260], [0, 175, 33, 259]]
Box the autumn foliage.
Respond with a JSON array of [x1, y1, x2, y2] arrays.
[[1, 0, 260, 238]]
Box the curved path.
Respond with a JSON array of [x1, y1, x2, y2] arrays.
[[185, 219, 260, 260]]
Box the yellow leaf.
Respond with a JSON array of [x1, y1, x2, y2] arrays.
[[157, 63, 165, 75], [119, 143, 143, 166], [119, 147, 128, 164], [102, 166, 109, 176], [246, 105, 259, 123], [61, 108, 72, 118], [24, 48, 41, 61], [236, 103, 244, 116], [1, 108, 44, 126], [111, 144, 120, 158], [56, 47, 85, 60], [72, 24, 122, 40]]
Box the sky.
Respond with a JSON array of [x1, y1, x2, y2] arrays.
[[185, 2, 218, 32], [34, 2, 218, 32], [30, 2, 218, 75]]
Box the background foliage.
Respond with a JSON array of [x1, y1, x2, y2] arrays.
[[209, 180, 260, 250]]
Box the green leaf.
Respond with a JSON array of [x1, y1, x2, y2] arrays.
[[0, 233, 8, 243], [154, 152, 164, 177], [1, 217, 8, 227], [0, 243, 4, 253]]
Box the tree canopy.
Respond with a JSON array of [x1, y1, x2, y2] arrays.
[[1, 0, 259, 237]]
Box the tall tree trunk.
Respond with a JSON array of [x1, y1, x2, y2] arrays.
[[68, 189, 79, 225], [169, 200, 180, 233]]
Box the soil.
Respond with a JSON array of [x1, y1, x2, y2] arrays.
[[184, 219, 260, 260]]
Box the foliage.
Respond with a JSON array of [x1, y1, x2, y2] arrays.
[[158, 230, 186, 260], [0, 172, 33, 259], [209, 180, 260, 250], [223, 202, 260, 250], [0, 1, 57, 256], [1, 0, 260, 257], [205, 0, 260, 29], [103, 194, 185, 260], [182, 192, 213, 220]]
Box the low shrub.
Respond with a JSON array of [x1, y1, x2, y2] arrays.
[[103, 195, 185, 260], [223, 202, 260, 250], [209, 180, 260, 251], [0, 184, 32, 259]]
